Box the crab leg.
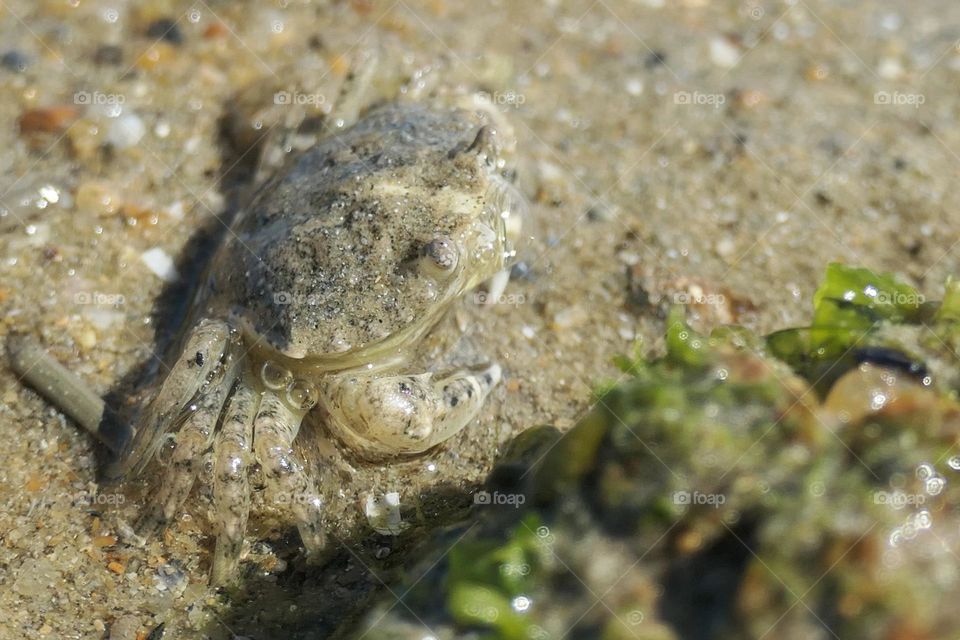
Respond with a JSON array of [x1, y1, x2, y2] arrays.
[[111, 318, 234, 478], [252, 391, 326, 556], [210, 373, 259, 586], [136, 358, 239, 537]]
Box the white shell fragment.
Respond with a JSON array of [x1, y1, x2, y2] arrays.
[[484, 269, 511, 305], [365, 491, 409, 535], [140, 247, 179, 282]]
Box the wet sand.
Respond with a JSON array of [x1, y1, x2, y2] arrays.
[[2, 0, 960, 637]]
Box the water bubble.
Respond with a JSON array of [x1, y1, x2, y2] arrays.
[[261, 361, 293, 390], [914, 510, 932, 530], [916, 463, 935, 480], [889, 528, 903, 547], [286, 379, 318, 411], [925, 476, 945, 496], [511, 595, 531, 612], [870, 390, 888, 411], [948, 456, 960, 471]]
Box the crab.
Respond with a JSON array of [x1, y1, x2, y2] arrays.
[[104, 94, 526, 584]]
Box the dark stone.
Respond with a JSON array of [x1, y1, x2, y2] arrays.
[[644, 50, 668, 69], [0, 50, 30, 73], [146, 18, 184, 45], [93, 44, 123, 66]]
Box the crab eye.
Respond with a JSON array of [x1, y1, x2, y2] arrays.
[[420, 236, 458, 276]]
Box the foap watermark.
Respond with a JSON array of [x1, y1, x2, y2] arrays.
[[474, 89, 526, 109], [874, 91, 925, 109], [74, 291, 125, 306], [672, 292, 726, 306], [473, 291, 527, 305], [273, 291, 324, 306], [874, 490, 926, 508], [741, 2, 764, 20], [674, 91, 726, 109], [474, 490, 526, 508], [672, 490, 726, 508], [870, 288, 925, 307], [273, 491, 323, 507], [274, 89, 327, 107], [67, 491, 126, 507], [74, 90, 125, 106]]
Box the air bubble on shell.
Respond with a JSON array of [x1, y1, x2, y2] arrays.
[[286, 379, 318, 411], [261, 361, 293, 390]]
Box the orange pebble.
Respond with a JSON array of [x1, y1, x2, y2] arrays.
[[203, 21, 228, 39], [18, 106, 78, 134]]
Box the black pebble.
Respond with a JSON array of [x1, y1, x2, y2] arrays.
[[586, 204, 614, 222], [644, 50, 667, 69], [93, 44, 123, 66], [146, 18, 184, 45], [1, 50, 30, 73], [510, 261, 532, 280]]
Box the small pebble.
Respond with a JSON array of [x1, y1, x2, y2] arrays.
[[878, 57, 904, 80], [146, 18, 184, 45], [715, 237, 736, 259], [136, 42, 177, 70], [106, 113, 146, 149], [203, 21, 229, 39], [141, 247, 179, 282], [735, 89, 767, 109], [644, 50, 667, 69], [709, 37, 740, 68], [552, 305, 588, 329], [18, 106, 78, 134], [510, 261, 531, 280], [586, 203, 615, 222], [93, 44, 123, 66], [1, 50, 30, 73], [76, 327, 98, 351], [805, 63, 829, 81]]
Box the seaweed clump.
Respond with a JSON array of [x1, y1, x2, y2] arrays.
[[344, 264, 960, 640]]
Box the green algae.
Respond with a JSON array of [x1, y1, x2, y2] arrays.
[[345, 265, 960, 640]]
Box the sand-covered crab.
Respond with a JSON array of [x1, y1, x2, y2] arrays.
[[2, 73, 528, 584], [103, 98, 526, 583]]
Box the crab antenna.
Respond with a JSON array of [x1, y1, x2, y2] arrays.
[[7, 334, 130, 455]]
